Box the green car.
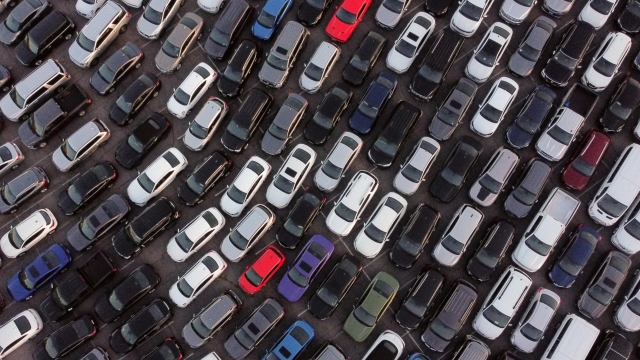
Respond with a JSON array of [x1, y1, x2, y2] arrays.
[[343, 271, 399, 342]]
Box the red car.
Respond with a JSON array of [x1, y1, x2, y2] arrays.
[[239, 246, 285, 294], [325, 0, 372, 42], [562, 130, 610, 191]]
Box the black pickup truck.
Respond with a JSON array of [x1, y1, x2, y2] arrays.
[[18, 84, 91, 149], [40, 251, 116, 322]]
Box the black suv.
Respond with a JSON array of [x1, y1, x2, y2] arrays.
[[109, 72, 161, 126], [15, 10, 74, 67], [342, 31, 386, 86], [542, 21, 596, 87], [389, 204, 439, 269], [67, 194, 130, 251], [395, 269, 444, 330], [308, 254, 362, 319], [178, 151, 232, 206], [32, 315, 96, 360], [115, 113, 171, 169], [466, 220, 515, 281], [111, 197, 180, 259], [109, 298, 172, 355], [204, 0, 253, 59], [217, 40, 260, 98], [221, 88, 273, 152], [90, 43, 144, 96], [276, 187, 326, 248], [368, 101, 421, 167], [0, 166, 48, 214], [297, 0, 334, 25], [303, 82, 353, 145], [57, 161, 117, 215], [600, 77, 640, 132], [429, 136, 482, 203]]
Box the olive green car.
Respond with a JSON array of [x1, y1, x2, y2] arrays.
[[343, 271, 399, 342]]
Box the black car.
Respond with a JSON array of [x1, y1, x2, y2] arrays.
[[276, 187, 326, 248], [395, 269, 444, 330], [217, 40, 260, 98], [389, 204, 439, 269], [368, 101, 421, 167], [342, 31, 386, 86], [204, 0, 253, 59], [220, 88, 273, 152], [466, 220, 515, 281], [308, 254, 362, 320], [90, 42, 144, 95], [109, 298, 172, 355], [425, 0, 455, 15], [617, 0, 640, 34], [541, 21, 596, 87], [429, 136, 482, 203], [0, 0, 50, 46], [67, 194, 130, 251], [505, 85, 556, 148], [599, 77, 640, 132], [297, 0, 333, 26], [57, 161, 117, 215], [115, 113, 171, 169], [303, 82, 353, 144], [14, 10, 74, 66], [178, 151, 232, 206], [32, 315, 96, 360], [0, 64, 12, 92], [0, 166, 48, 214], [141, 338, 182, 360], [593, 331, 632, 360], [109, 72, 161, 126], [94, 264, 160, 323], [112, 197, 180, 259]]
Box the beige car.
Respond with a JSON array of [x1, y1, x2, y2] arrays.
[[155, 12, 203, 74]]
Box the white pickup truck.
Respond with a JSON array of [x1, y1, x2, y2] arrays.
[[512, 187, 580, 272]]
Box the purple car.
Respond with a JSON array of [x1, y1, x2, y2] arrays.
[[277, 234, 334, 302]]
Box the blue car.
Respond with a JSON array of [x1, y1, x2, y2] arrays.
[[349, 71, 397, 134], [408, 353, 431, 360], [549, 225, 600, 288], [7, 244, 72, 301], [252, 0, 293, 40], [262, 320, 314, 359], [505, 85, 556, 149]]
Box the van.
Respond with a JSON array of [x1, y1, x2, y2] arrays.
[[15, 10, 75, 67], [220, 88, 273, 152], [589, 143, 640, 226], [204, 0, 253, 60], [0, 59, 69, 122], [368, 101, 421, 167], [68, 0, 130, 68], [259, 21, 309, 88], [541, 313, 599, 360]]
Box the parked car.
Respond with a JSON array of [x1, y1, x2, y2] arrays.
[[450, 0, 494, 37], [7, 244, 71, 301], [238, 246, 285, 294], [0, 0, 50, 46], [469, 148, 519, 207], [259, 21, 309, 88], [432, 204, 483, 267], [389, 204, 439, 269], [67, 194, 130, 251], [198, 0, 236, 14], [308, 254, 362, 319], [615, 269, 640, 332], [166, 207, 226, 262], [167, 63, 218, 118], [78, 348, 109, 360], [32, 315, 96, 360], [579, 0, 619, 29], [562, 130, 610, 191], [504, 159, 551, 218], [220, 204, 275, 262], [452, 337, 490, 360], [127, 147, 187, 206], [223, 298, 284, 359], [578, 251, 631, 318], [220, 156, 271, 217], [354, 192, 407, 258], [465, 23, 512, 83], [252, 0, 293, 40], [618, 0, 640, 33], [261, 94, 308, 155], [368, 101, 421, 168], [599, 77, 640, 132], [89, 43, 143, 95], [0, 166, 48, 214], [344, 271, 399, 342], [342, 31, 386, 86], [548, 225, 598, 289], [470, 76, 519, 137], [263, 321, 314, 359], [542, 21, 596, 87], [51, 119, 110, 172], [349, 71, 397, 134], [137, 0, 182, 39], [109, 298, 172, 355], [1, 208, 56, 258], [429, 78, 477, 140], [276, 188, 326, 249], [300, 41, 340, 93], [155, 13, 203, 74], [217, 40, 259, 97], [505, 85, 556, 149], [182, 291, 242, 348], [183, 98, 228, 152], [303, 83, 353, 144], [592, 331, 632, 360], [169, 251, 227, 307], [108, 72, 160, 126], [76, 0, 107, 18], [325, 170, 378, 236], [0, 309, 43, 358], [386, 12, 434, 74], [613, 195, 640, 255], [582, 32, 631, 92], [178, 152, 232, 207], [0, 142, 22, 178], [362, 331, 404, 360], [0, 64, 11, 92], [14, 10, 74, 67], [57, 161, 117, 215], [375, 0, 411, 28], [311, 343, 347, 360], [393, 137, 439, 196], [508, 16, 556, 77], [395, 269, 444, 330], [115, 113, 170, 169], [511, 288, 560, 353], [141, 338, 182, 360], [429, 136, 482, 202], [220, 89, 272, 152], [499, 0, 535, 23], [466, 220, 515, 281], [297, 0, 334, 25], [313, 132, 362, 192], [542, 0, 575, 15], [425, 0, 455, 14], [325, 0, 373, 42]]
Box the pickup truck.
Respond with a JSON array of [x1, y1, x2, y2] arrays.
[[535, 84, 598, 161], [40, 251, 116, 322], [511, 187, 580, 272], [18, 84, 91, 149]]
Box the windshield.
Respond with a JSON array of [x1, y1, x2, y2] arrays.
[[245, 268, 263, 287], [162, 41, 181, 58], [404, 298, 427, 317], [186, 176, 205, 195], [178, 278, 194, 297], [624, 219, 640, 240], [437, 107, 459, 126], [418, 65, 442, 83], [476, 249, 498, 268], [175, 232, 194, 253], [398, 237, 421, 256], [383, 0, 405, 12], [8, 229, 23, 249], [304, 63, 325, 81], [395, 39, 417, 58], [24, 35, 38, 54], [480, 104, 502, 123], [4, 14, 21, 32], [520, 323, 543, 341], [287, 267, 309, 287], [226, 121, 249, 140], [126, 134, 144, 153], [513, 186, 536, 205], [476, 41, 500, 67], [440, 167, 463, 186], [609, 101, 633, 119], [77, 33, 96, 52], [598, 194, 627, 218], [267, 53, 288, 71], [52, 288, 69, 308], [284, 218, 304, 237], [189, 120, 210, 139], [257, 11, 276, 28], [401, 164, 423, 183], [441, 235, 464, 255], [350, 55, 369, 71], [227, 185, 247, 204], [18, 269, 35, 290], [267, 123, 288, 140], [108, 291, 124, 311], [10, 89, 25, 109], [137, 173, 155, 193], [483, 305, 510, 328], [335, 203, 356, 222], [79, 220, 96, 239], [336, 8, 357, 24], [143, 6, 163, 24], [235, 329, 254, 350], [525, 235, 551, 255], [173, 89, 191, 106], [374, 137, 398, 157], [479, 175, 502, 194], [98, 63, 117, 83], [191, 317, 211, 339], [67, 185, 84, 205], [364, 224, 387, 243], [591, 0, 614, 13], [558, 255, 582, 276], [61, 141, 78, 161], [353, 307, 376, 327], [116, 95, 133, 113], [126, 225, 143, 245], [210, 28, 230, 47], [430, 318, 456, 340], [515, 115, 539, 134], [589, 284, 613, 305], [627, 298, 640, 315], [593, 58, 616, 76], [223, 66, 242, 83], [459, 1, 483, 20], [547, 125, 573, 145], [229, 230, 249, 250], [358, 101, 379, 119], [306, 0, 326, 8], [553, 51, 578, 69], [570, 158, 595, 177], [321, 160, 342, 179], [121, 324, 139, 345], [273, 175, 295, 194], [518, 43, 540, 61]]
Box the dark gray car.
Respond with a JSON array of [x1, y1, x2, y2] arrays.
[[67, 194, 130, 251], [182, 290, 242, 348], [503, 159, 551, 218], [90, 43, 144, 95], [578, 251, 631, 319], [0, 0, 50, 46], [508, 16, 556, 77], [0, 166, 48, 214], [155, 13, 203, 74], [224, 298, 284, 359], [429, 78, 477, 141], [261, 93, 308, 155]]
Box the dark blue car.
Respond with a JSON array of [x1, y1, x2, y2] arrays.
[[549, 225, 600, 288], [262, 320, 314, 360], [505, 85, 555, 149], [7, 244, 72, 301], [252, 0, 293, 40], [349, 71, 397, 134], [408, 353, 431, 360]]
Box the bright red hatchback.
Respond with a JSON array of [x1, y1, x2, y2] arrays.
[[239, 245, 285, 295], [562, 130, 610, 191], [325, 0, 373, 42]]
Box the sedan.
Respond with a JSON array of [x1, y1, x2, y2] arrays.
[[127, 147, 187, 206], [308, 254, 362, 319], [325, 0, 372, 42], [325, 171, 378, 236], [252, 0, 292, 40], [505, 85, 556, 149], [578, 0, 619, 30], [66, 194, 130, 252], [276, 188, 326, 249], [57, 161, 117, 215], [348, 71, 397, 134], [167, 63, 218, 118], [7, 244, 71, 301], [220, 204, 275, 262], [166, 207, 226, 262], [429, 136, 482, 202], [0, 166, 48, 214], [266, 144, 316, 208], [450, 0, 494, 37], [155, 12, 203, 74], [578, 251, 631, 319], [0, 309, 43, 358], [386, 12, 434, 74], [470, 77, 519, 137], [561, 130, 610, 191], [429, 78, 477, 141], [32, 315, 96, 360], [178, 151, 232, 206], [183, 97, 228, 152], [0, 0, 50, 46], [108, 72, 161, 126], [0, 142, 23, 179], [507, 16, 556, 77], [389, 204, 439, 269], [239, 245, 285, 294], [51, 120, 110, 172], [76, 0, 107, 18], [354, 192, 407, 258], [615, 269, 640, 332], [582, 32, 631, 92], [182, 291, 241, 348], [297, 0, 334, 25], [314, 132, 362, 192], [263, 321, 314, 359], [393, 137, 440, 196], [342, 31, 386, 86], [224, 298, 284, 359], [600, 77, 640, 132], [109, 298, 172, 355], [115, 113, 171, 169], [375, 0, 410, 28], [169, 251, 227, 307], [613, 196, 640, 255], [303, 82, 353, 145], [137, 0, 182, 39], [299, 41, 340, 93], [217, 40, 260, 98], [469, 148, 519, 207], [432, 204, 483, 267], [261, 94, 308, 155], [511, 289, 560, 353], [465, 23, 512, 83], [0, 208, 56, 258], [90, 42, 144, 95], [220, 156, 271, 217], [395, 269, 444, 330]]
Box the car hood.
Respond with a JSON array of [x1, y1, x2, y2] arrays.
[[536, 133, 567, 160], [277, 272, 307, 302], [410, 73, 438, 100], [109, 329, 132, 355], [349, 109, 375, 134], [387, 50, 413, 73], [304, 121, 331, 145], [252, 22, 275, 40], [217, 76, 241, 97], [308, 294, 334, 319], [297, 3, 323, 25], [259, 64, 287, 88], [204, 37, 227, 60], [182, 321, 206, 348], [512, 243, 543, 272], [578, 292, 606, 318], [94, 295, 121, 323], [314, 169, 339, 192], [543, 61, 572, 86], [390, 244, 418, 268], [562, 165, 588, 190], [433, 243, 458, 266], [393, 172, 419, 196], [545, 0, 573, 13], [473, 315, 503, 339], [376, 6, 400, 26], [501, 1, 529, 19], [14, 41, 37, 66], [178, 184, 200, 207], [511, 330, 536, 352], [220, 238, 244, 262], [90, 72, 111, 94], [52, 147, 74, 172], [354, 234, 383, 258], [220, 194, 244, 216], [469, 182, 496, 206], [155, 51, 178, 73], [343, 312, 373, 342], [395, 306, 421, 330], [508, 53, 535, 77], [115, 143, 140, 169], [0, 93, 23, 121], [616, 304, 640, 331], [549, 263, 575, 287], [68, 41, 93, 66], [579, 7, 606, 28], [429, 117, 455, 141], [504, 193, 531, 218], [327, 17, 352, 39], [57, 190, 80, 215], [421, 326, 449, 352], [618, 9, 640, 32], [430, 176, 457, 202], [137, 17, 161, 38], [112, 228, 138, 259], [612, 229, 640, 254], [127, 179, 150, 206], [451, 12, 478, 33], [467, 59, 493, 82], [326, 211, 354, 236], [18, 121, 42, 148], [224, 336, 249, 359], [7, 271, 30, 300], [261, 132, 285, 156], [0, 23, 18, 45], [67, 222, 92, 252], [506, 123, 534, 148], [467, 259, 493, 281], [300, 74, 320, 93], [583, 68, 610, 90]]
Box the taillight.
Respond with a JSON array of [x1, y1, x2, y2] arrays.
[[86, 99, 91, 104]]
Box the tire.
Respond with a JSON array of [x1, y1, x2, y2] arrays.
[[78, 110, 86, 117], [56, 86, 64, 93], [64, 33, 72, 41], [119, 25, 127, 34], [38, 142, 46, 148], [176, 63, 182, 71], [1, 86, 9, 92], [89, 59, 98, 67], [34, 59, 42, 66]]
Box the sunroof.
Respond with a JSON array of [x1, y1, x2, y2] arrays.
[[407, 33, 419, 42], [299, 261, 312, 273], [276, 46, 288, 55]]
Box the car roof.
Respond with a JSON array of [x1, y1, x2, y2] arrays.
[[67, 121, 102, 150], [562, 21, 596, 59], [237, 205, 272, 238], [179, 64, 213, 93], [82, 1, 124, 41]]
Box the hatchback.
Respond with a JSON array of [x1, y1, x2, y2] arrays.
[[470, 76, 519, 137], [0, 208, 56, 258], [108, 72, 160, 125], [66, 194, 130, 252], [326, 170, 378, 236], [600, 77, 640, 132], [262, 320, 314, 360], [239, 245, 285, 294], [204, 0, 253, 59], [0, 309, 43, 358], [56, 161, 117, 215], [276, 188, 326, 249], [354, 192, 407, 258], [0, 0, 50, 46], [261, 94, 308, 155], [507, 16, 556, 77], [389, 204, 439, 269], [0, 166, 48, 214], [169, 251, 227, 307], [429, 78, 477, 140], [7, 244, 71, 301], [224, 298, 284, 359], [308, 254, 362, 319], [432, 204, 483, 267], [325, 0, 372, 42], [578, 251, 631, 319], [182, 291, 242, 348], [220, 156, 271, 217], [469, 147, 519, 207], [465, 23, 512, 83], [90, 42, 144, 95], [155, 12, 203, 74], [127, 147, 187, 206], [32, 315, 96, 360], [166, 207, 226, 262], [511, 288, 560, 353], [108, 298, 172, 355], [505, 85, 556, 148], [578, 0, 619, 29], [395, 269, 444, 330], [303, 83, 353, 144], [252, 0, 292, 40], [115, 112, 171, 169], [220, 204, 275, 262], [178, 151, 232, 206], [167, 63, 218, 118], [342, 31, 386, 86], [183, 97, 228, 151], [220, 88, 273, 152], [349, 71, 397, 134], [466, 220, 515, 281], [137, 0, 182, 39], [429, 136, 482, 202], [562, 130, 610, 191], [300, 41, 340, 93], [386, 12, 434, 74], [266, 144, 316, 208], [51, 119, 110, 172]]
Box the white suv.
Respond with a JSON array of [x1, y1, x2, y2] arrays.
[[615, 269, 640, 332], [354, 192, 407, 258], [220, 204, 275, 262], [127, 147, 188, 206], [451, 0, 495, 37], [0, 208, 56, 258], [393, 136, 440, 196], [470, 77, 519, 137], [266, 144, 316, 209], [582, 32, 631, 92], [613, 196, 640, 254], [432, 204, 483, 266], [220, 156, 271, 217], [465, 23, 512, 83], [166, 208, 226, 262], [386, 12, 435, 74], [326, 171, 378, 236], [578, 0, 620, 30], [0, 309, 43, 358], [314, 132, 362, 192], [168, 251, 226, 307], [167, 63, 218, 118]]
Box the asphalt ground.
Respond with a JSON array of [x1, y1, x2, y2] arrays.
[[0, 0, 640, 359]]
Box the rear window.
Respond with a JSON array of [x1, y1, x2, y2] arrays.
[[14, 316, 32, 334]]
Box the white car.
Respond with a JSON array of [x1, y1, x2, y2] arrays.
[[362, 331, 404, 360], [432, 204, 483, 267], [511, 213, 565, 272], [535, 109, 584, 162], [386, 12, 435, 74], [511, 288, 560, 352], [451, 0, 495, 37], [266, 144, 316, 209], [197, 0, 225, 13], [127, 147, 188, 206], [137, 0, 183, 39], [0, 309, 43, 358], [375, 0, 411, 28], [122, 0, 144, 7], [183, 97, 228, 151], [220, 156, 271, 217], [499, 0, 534, 24], [470, 77, 519, 137], [76, 0, 107, 18], [0, 142, 24, 179], [0, 209, 56, 258], [167, 63, 218, 119], [613, 195, 640, 254], [314, 132, 362, 193], [465, 23, 512, 83], [578, 0, 619, 30], [169, 251, 227, 307], [615, 269, 640, 332], [393, 137, 439, 196], [582, 32, 631, 92], [326, 171, 378, 236], [468, 147, 519, 207], [220, 204, 275, 262], [166, 207, 226, 262], [353, 192, 407, 258], [299, 42, 340, 94]]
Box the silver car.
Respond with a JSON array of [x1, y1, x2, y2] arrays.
[[511, 288, 560, 353], [507, 16, 556, 77], [393, 137, 440, 196], [137, 0, 184, 39], [429, 78, 477, 141], [375, 0, 411, 28], [51, 120, 110, 172], [0, 142, 23, 179], [469, 147, 519, 207], [183, 97, 228, 151], [220, 204, 275, 262], [261, 93, 308, 156], [299, 42, 340, 94], [314, 132, 362, 192], [155, 12, 203, 74], [182, 291, 241, 348], [499, 0, 535, 24]]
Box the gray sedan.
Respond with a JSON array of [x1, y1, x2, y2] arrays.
[[137, 0, 184, 39], [155, 12, 203, 74], [429, 78, 477, 141], [182, 291, 241, 348], [507, 16, 556, 77], [578, 251, 631, 319], [261, 93, 308, 156]]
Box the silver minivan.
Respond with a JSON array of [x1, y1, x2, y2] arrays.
[[259, 21, 309, 88]]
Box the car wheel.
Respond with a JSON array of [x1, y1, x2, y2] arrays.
[[41, 187, 47, 192], [34, 59, 42, 66], [119, 25, 127, 34], [89, 59, 98, 67], [11, 163, 19, 170], [78, 110, 86, 117], [152, 91, 159, 98], [38, 142, 46, 148], [64, 33, 72, 41], [1, 86, 9, 92], [176, 63, 182, 71]]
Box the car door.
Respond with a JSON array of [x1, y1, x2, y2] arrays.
[[153, 171, 174, 194], [94, 217, 119, 239], [22, 227, 45, 249], [189, 81, 206, 106], [181, 32, 196, 59], [75, 136, 101, 161]]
